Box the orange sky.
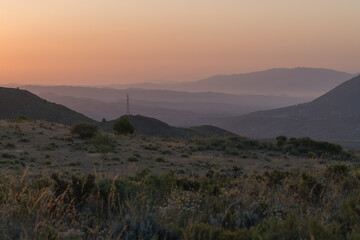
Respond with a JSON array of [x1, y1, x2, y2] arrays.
[[1, 0, 360, 85]]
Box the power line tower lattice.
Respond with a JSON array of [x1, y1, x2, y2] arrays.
[[126, 93, 130, 115]]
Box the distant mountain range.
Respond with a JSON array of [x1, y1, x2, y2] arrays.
[[31, 90, 305, 126], [2, 67, 360, 142], [0, 87, 94, 125], [16, 67, 354, 127], [218, 75, 360, 142], [107, 67, 356, 98]]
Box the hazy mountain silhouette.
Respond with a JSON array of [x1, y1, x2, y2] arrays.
[[219, 75, 360, 141], [19, 85, 307, 127], [22, 85, 307, 105], [108, 68, 355, 98], [0, 87, 94, 125], [34, 93, 215, 126], [100, 115, 236, 138], [34, 91, 306, 127]]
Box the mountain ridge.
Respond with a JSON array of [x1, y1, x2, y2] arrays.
[[218, 75, 360, 141], [106, 67, 356, 98]]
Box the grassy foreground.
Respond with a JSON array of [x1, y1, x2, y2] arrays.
[[1, 164, 360, 239]]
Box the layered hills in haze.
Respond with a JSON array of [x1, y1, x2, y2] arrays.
[[29, 90, 304, 126], [108, 67, 356, 98], [18, 68, 354, 127], [218, 75, 360, 141], [2, 67, 359, 142]]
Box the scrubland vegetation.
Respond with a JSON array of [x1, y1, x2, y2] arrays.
[[1, 119, 360, 239], [2, 164, 360, 239]]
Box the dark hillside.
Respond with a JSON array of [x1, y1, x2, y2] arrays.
[[0, 87, 95, 125], [220, 75, 360, 141], [100, 115, 236, 138]]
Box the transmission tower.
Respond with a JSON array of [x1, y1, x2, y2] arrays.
[[126, 93, 130, 115]]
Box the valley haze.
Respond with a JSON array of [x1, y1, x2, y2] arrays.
[[8, 67, 359, 145]]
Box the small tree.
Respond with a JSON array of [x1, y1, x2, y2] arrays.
[[113, 117, 134, 135], [276, 136, 288, 147], [92, 132, 115, 157], [15, 115, 30, 122], [71, 122, 98, 139]]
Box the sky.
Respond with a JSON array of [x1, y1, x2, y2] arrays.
[[1, 0, 360, 85]]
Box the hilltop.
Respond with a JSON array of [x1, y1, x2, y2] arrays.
[[100, 115, 236, 138], [0, 87, 94, 125]]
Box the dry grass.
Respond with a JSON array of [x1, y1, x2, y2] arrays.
[[1, 120, 360, 239], [0, 120, 349, 177]]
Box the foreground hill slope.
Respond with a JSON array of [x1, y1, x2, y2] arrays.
[[221, 75, 360, 141], [0, 87, 95, 125], [100, 115, 236, 138], [0, 119, 359, 239]]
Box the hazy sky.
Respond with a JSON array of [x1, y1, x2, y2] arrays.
[[1, 0, 359, 85]]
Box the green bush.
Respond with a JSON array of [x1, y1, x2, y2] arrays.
[[326, 164, 350, 178], [273, 136, 344, 158], [185, 223, 222, 240], [92, 132, 115, 155], [127, 156, 138, 162], [155, 157, 165, 163], [113, 117, 134, 135], [276, 135, 287, 147], [15, 115, 30, 122], [97, 178, 135, 204], [51, 173, 95, 208], [71, 122, 98, 139]]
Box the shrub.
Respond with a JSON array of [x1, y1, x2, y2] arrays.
[[155, 157, 165, 163], [326, 164, 350, 178], [15, 115, 30, 122], [113, 117, 134, 135], [276, 135, 288, 147], [51, 173, 95, 208], [127, 157, 138, 162], [92, 132, 115, 155], [71, 122, 98, 139], [185, 223, 222, 240], [296, 173, 325, 203], [6, 143, 15, 149], [97, 178, 135, 205], [2, 153, 16, 159], [113, 215, 173, 240], [296, 137, 342, 155], [265, 169, 290, 186], [340, 190, 360, 233]]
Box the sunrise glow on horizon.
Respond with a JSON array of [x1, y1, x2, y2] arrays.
[[1, 0, 360, 85]]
